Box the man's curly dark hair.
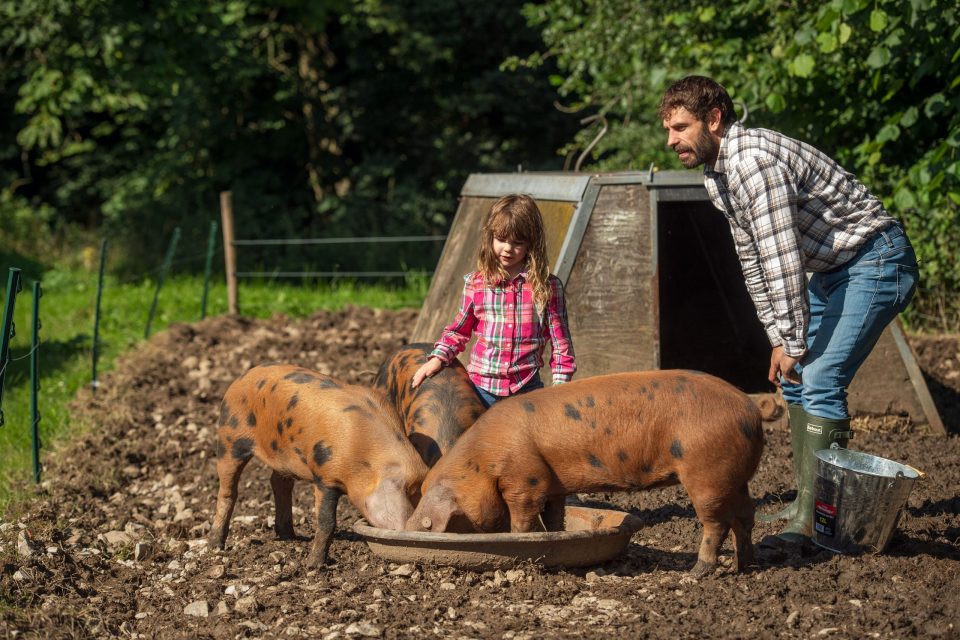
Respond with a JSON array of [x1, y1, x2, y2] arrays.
[[659, 76, 737, 125]]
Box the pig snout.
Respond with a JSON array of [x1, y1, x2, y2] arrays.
[[404, 498, 442, 532], [404, 485, 472, 533], [363, 477, 415, 530], [404, 512, 433, 532]]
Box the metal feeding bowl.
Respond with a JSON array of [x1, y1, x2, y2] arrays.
[[352, 506, 643, 570]]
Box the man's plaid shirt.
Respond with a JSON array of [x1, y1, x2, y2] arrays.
[[431, 270, 576, 395], [703, 121, 895, 358]]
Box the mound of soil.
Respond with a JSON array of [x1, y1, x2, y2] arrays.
[[1, 308, 958, 639]]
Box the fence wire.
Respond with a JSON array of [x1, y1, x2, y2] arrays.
[[235, 271, 432, 278], [232, 235, 446, 246]]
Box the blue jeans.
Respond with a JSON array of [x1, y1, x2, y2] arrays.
[[474, 373, 544, 408], [780, 223, 918, 420]]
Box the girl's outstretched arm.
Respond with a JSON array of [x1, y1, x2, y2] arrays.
[[430, 274, 479, 364], [546, 276, 576, 383]]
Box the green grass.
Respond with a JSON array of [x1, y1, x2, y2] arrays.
[[0, 257, 428, 511]]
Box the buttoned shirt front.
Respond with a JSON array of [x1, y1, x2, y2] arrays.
[[431, 271, 576, 395], [703, 121, 895, 357]]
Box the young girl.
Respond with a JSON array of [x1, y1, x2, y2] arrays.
[[411, 193, 576, 407]]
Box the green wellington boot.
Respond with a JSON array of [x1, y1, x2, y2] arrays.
[[758, 404, 806, 522], [761, 413, 852, 548]]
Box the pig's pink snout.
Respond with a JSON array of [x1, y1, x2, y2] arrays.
[[363, 477, 415, 531]]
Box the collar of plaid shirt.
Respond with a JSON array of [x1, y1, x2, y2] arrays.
[[704, 121, 735, 178]]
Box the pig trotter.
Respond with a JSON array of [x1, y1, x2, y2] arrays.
[[733, 542, 756, 572], [690, 559, 718, 578], [208, 526, 227, 550], [304, 547, 328, 569]]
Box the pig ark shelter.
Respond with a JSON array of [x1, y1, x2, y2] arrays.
[[409, 170, 945, 433]]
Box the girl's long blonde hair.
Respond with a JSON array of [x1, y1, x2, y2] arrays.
[[477, 194, 550, 314]]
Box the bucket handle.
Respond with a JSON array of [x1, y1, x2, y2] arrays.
[[905, 464, 926, 480], [896, 465, 927, 481], [890, 467, 925, 490]]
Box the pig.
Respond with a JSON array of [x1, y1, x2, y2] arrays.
[[208, 364, 428, 567], [405, 370, 764, 577], [373, 343, 486, 467]]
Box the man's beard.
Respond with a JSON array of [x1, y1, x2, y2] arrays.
[[675, 126, 719, 168]]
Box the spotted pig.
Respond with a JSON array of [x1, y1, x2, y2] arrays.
[[406, 370, 764, 577], [209, 364, 428, 567], [373, 343, 486, 466]]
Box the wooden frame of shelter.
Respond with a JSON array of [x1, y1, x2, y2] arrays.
[[411, 170, 945, 434]]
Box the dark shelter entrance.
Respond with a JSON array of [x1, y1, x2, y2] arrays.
[[657, 200, 773, 394]]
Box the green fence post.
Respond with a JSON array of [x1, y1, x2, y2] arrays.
[[92, 239, 107, 393], [145, 227, 181, 339], [0, 267, 23, 428], [201, 221, 218, 319], [30, 281, 42, 483]]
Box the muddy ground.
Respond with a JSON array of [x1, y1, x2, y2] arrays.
[[1, 307, 958, 639]]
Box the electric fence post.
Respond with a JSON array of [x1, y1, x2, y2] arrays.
[[30, 281, 42, 483], [0, 267, 23, 428], [92, 239, 107, 393], [201, 221, 218, 320], [145, 227, 181, 339]]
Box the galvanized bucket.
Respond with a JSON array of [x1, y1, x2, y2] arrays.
[[812, 447, 923, 554]]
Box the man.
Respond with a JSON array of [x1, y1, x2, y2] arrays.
[[659, 76, 918, 549]]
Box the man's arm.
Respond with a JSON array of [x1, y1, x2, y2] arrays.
[[730, 154, 810, 359]]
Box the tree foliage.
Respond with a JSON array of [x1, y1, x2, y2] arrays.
[[512, 0, 960, 324], [3, 0, 957, 327], [0, 0, 575, 272]]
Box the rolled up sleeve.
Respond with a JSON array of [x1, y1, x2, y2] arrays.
[[431, 276, 478, 363], [546, 277, 576, 383]]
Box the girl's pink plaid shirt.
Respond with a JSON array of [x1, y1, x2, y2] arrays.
[[430, 271, 577, 396]]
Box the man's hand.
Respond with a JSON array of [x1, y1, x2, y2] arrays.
[[411, 357, 443, 388], [768, 345, 802, 387]]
